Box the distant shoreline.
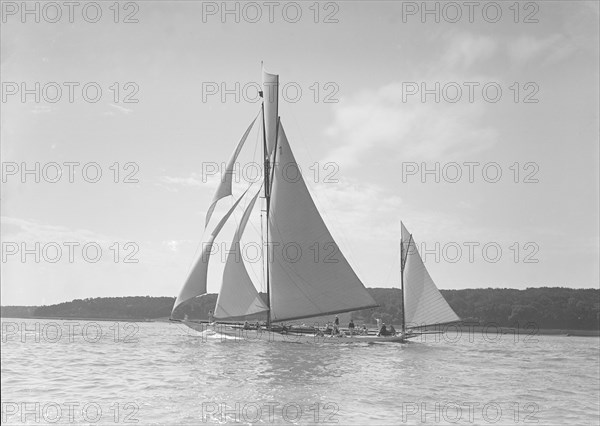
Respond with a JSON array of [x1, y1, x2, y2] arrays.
[[2, 316, 598, 337], [2, 288, 599, 332]]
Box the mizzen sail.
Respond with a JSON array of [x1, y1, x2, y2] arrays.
[[401, 222, 460, 327], [214, 188, 268, 319], [268, 123, 378, 322]]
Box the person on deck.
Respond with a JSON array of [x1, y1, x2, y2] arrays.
[[348, 319, 355, 335], [333, 315, 340, 335], [389, 325, 397, 336], [378, 323, 389, 337]]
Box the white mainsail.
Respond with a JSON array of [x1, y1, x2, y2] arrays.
[[214, 188, 269, 319], [205, 114, 258, 227], [401, 222, 460, 327], [172, 188, 250, 314], [268, 123, 379, 322]]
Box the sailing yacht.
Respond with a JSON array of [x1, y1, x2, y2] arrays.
[[171, 67, 459, 343]]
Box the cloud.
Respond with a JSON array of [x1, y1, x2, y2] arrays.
[[31, 105, 52, 114], [158, 168, 255, 194], [308, 178, 402, 242], [324, 83, 498, 167], [442, 34, 498, 69], [507, 34, 573, 66], [0, 216, 143, 263], [322, 31, 508, 169], [159, 173, 206, 188], [108, 103, 134, 114]]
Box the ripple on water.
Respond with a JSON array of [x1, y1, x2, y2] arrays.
[[1, 320, 598, 425]]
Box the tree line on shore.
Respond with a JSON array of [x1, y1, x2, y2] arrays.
[[1, 287, 598, 330]]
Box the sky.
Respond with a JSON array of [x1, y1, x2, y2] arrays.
[[1, 1, 599, 306]]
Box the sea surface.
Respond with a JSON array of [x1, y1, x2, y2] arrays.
[[1, 319, 599, 425]]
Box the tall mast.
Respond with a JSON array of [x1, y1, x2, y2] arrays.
[[261, 64, 279, 328], [261, 101, 271, 328]]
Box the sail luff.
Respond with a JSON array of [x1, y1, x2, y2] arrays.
[[172, 188, 250, 315]]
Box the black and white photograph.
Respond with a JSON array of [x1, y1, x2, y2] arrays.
[[1, 1, 599, 424]]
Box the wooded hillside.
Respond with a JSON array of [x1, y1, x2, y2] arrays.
[[2, 287, 597, 330]]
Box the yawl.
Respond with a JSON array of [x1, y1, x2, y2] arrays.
[[171, 68, 459, 343]]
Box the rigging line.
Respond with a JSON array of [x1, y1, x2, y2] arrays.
[[260, 202, 266, 294], [286, 109, 366, 283], [243, 119, 267, 237]]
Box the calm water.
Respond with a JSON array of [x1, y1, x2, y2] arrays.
[[1, 319, 599, 425]]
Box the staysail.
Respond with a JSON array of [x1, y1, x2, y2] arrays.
[[214, 188, 269, 319], [401, 222, 460, 327], [268, 123, 379, 322], [172, 188, 250, 314], [205, 114, 258, 227]]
